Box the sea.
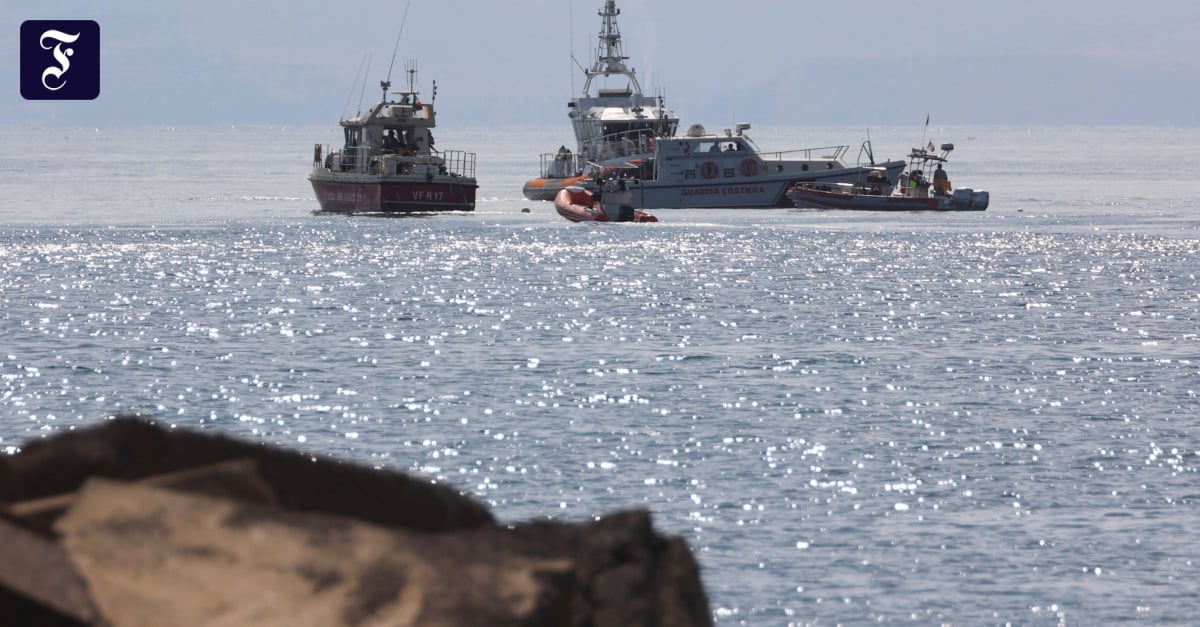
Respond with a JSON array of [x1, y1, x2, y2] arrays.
[[2, 124, 1199, 625]]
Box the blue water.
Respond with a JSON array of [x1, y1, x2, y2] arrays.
[[2, 125, 1200, 624]]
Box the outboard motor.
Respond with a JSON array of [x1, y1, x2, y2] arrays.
[[971, 190, 990, 211], [600, 181, 634, 220], [951, 188, 974, 209], [617, 205, 636, 222]]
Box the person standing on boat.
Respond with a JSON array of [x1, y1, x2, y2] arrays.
[[383, 130, 401, 153], [933, 163, 951, 196], [554, 145, 571, 177], [909, 170, 929, 198]]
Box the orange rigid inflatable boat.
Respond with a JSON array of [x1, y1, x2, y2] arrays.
[[554, 186, 657, 223], [523, 174, 592, 201]]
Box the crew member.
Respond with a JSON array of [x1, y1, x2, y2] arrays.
[[382, 130, 401, 153], [933, 163, 951, 196], [909, 170, 928, 198]]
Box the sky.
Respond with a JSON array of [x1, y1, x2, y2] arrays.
[[4, 0, 1199, 127]]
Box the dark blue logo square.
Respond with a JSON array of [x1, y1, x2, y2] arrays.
[[20, 20, 100, 101]]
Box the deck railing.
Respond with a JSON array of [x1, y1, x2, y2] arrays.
[[579, 129, 659, 162], [536, 152, 587, 179], [758, 145, 849, 162], [313, 145, 476, 178], [535, 129, 659, 178], [438, 150, 476, 178]]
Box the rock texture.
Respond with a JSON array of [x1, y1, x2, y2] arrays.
[[0, 416, 712, 626]]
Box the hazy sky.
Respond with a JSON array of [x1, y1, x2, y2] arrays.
[[5, 0, 1198, 126]]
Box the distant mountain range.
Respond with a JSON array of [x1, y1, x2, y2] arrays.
[[4, 50, 1193, 127]]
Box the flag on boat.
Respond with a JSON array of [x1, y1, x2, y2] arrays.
[[927, 142, 936, 153]]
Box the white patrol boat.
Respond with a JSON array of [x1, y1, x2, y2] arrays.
[[522, 0, 679, 201], [590, 124, 906, 209]]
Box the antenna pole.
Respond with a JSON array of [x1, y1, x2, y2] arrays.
[[342, 54, 369, 119], [385, 0, 413, 85], [357, 55, 372, 115], [405, 60, 418, 94], [569, 0, 575, 94]]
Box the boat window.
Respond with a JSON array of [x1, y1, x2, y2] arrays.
[[603, 121, 659, 136], [697, 141, 720, 154]]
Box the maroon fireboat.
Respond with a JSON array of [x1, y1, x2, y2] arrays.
[[309, 65, 477, 213]]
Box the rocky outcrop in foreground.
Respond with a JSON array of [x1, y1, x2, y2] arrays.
[[0, 417, 712, 626]]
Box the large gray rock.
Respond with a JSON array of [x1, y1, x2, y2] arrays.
[[0, 416, 493, 533], [57, 479, 575, 627], [0, 417, 712, 626]]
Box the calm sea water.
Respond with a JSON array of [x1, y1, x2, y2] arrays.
[[2, 124, 1199, 625]]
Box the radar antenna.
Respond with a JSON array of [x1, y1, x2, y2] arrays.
[[406, 59, 419, 94]]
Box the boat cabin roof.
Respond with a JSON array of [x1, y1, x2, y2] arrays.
[[341, 92, 434, 131]]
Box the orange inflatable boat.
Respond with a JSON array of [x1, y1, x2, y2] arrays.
[[553, 186, 658, 223]]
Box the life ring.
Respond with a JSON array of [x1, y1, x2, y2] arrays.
[[739, 158, 758, 177], [699, 161, 719, 179]]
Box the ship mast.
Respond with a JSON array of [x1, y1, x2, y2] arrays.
[[581, 0, 642, 98]]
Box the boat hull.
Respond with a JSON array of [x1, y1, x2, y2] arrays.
[[310, 176, 477, 213], [523, 175, 592, 201], [553, 188, 657, 223], [617, 161, 906, 209], [787, 186, 989, 212]]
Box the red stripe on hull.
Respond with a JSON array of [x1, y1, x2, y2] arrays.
[[311, 179, 477, 212]]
